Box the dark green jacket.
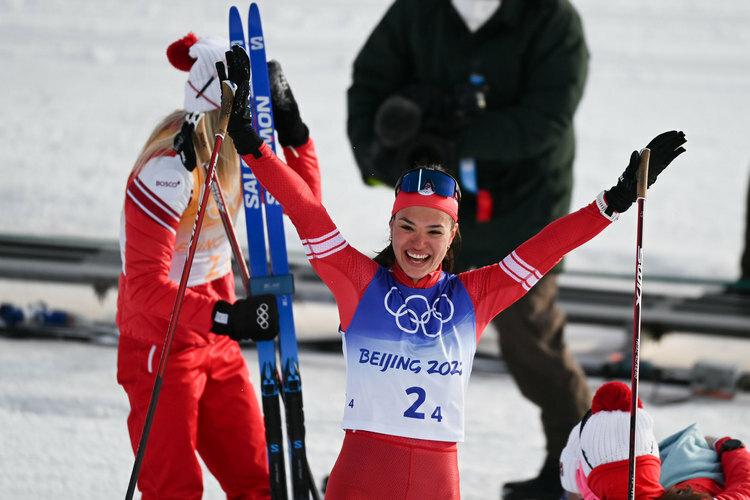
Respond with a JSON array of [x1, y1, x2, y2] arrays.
[[347, 0, 589, 268]]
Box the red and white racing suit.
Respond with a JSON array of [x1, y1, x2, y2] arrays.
[[241, 140, 617, 499], [116, 140, 318, 499]]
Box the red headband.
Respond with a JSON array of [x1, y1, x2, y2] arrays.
[[391, 190, 459, 222]]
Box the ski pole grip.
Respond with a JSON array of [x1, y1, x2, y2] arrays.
[[218, 81, 236, 137], [637, 148, 650, 199], [193, 117, 212, 166]]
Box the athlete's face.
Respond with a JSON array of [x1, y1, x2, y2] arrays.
[[390, 206, 457, 284]]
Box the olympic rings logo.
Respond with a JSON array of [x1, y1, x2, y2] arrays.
[[255, 303, 270, 330], [383, 287, 454, 338]]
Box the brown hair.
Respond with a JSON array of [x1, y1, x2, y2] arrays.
[[656, 486, 712, 500]]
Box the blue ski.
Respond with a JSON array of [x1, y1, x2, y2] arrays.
[[230, 4, 315, 499], [229, 6, 288, 499], [247, 4, 312, 499]]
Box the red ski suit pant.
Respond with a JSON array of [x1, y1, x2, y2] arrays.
[[117, 335, 270, 499], [325, 430, 461, 499]]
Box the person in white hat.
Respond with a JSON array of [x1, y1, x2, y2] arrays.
[[116, 32, 319, 499], [559, 381, 750, 500]]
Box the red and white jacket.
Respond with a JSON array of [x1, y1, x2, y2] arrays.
[[677, 439, 750, 500], [116, 141, 321, 347]]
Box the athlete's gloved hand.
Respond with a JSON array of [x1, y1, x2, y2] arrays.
[[216, 45, 264, 158], [211, 294, 279, 342], [268, 60, 309, 148], [715, 437, 745, 459], [173, 112, 205, 172], [604, 130, 687, 214], [173, 120, 198, 172]]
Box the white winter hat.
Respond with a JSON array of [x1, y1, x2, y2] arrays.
[[578, 381, 665, 500], [167, 33, 228, 112], [578, 382, 659, 476], [559, 422, 582, 494]]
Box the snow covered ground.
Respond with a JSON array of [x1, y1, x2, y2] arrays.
[[2, 313, 750, 500], [2, 0, 750, 498], [1, 284, 750, 500]]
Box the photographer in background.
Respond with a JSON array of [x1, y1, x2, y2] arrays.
[[346, 1, 589, 498]]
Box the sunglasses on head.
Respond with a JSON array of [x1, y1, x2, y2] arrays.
[[395, 168, 462, 202]]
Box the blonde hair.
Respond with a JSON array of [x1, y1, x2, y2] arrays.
[[131, 109, 239, 188]]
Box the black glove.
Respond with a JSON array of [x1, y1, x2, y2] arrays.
[[211, 294, 279, 342], [718, 438, 745, 459], [400, 77, 487, 132], [173, 120, 197, 171], [374, 95, 422, 149], [268, 60, 309, 148], [216, 45, 264, 158], [604, 130, 687, 214], [643, 130, 688, 186]]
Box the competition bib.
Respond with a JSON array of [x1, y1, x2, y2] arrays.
[[341, 267, 477, 442]]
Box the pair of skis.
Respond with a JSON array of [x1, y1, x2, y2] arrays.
[[230, 4, 316, 499]]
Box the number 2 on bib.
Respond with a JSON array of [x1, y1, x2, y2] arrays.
[[403, 386, 443, 422]]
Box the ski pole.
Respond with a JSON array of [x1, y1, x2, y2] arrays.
[[125, 81, 236, 500], [627, 148, 650, 500]]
